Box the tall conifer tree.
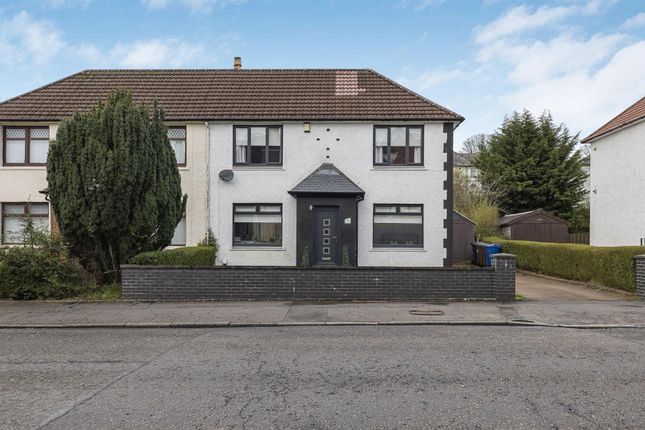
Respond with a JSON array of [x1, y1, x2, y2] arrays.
[[474, 110, 587, 221], [47, 90, 186, 281]]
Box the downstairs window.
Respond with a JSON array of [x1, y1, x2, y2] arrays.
[[1, 202, 49, 244], [373, 204, 423, 248], [233, 204, 282, 246]]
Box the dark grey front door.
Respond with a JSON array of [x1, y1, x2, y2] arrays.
[[313, 207, 339, 265]]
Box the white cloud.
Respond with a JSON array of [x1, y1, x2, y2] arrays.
[[109, 39, 205, 68], [475, 5, 574, 44], [0, 11, 65, 65], [44, 0, 93, 8], [622, 12, 645, 29], [141, 0, 171, 10], [141, 0, 246, 13], [474, 0, 615, 44], [478, 32, 626, 84], [502, 41, 645, 136], [74, 32, 238, 68], [398, 68, 466, 91]]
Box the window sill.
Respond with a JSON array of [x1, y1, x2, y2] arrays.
[[230, 246, 285, 251], [1, 165, 47, 170], [369, 247, 427, 252], [233, 166, 285, 171], [370, 166, 427, 171]]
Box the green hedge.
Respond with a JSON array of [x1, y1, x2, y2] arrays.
[[129, 246, 216, 267], [484, 237, 644, 292]]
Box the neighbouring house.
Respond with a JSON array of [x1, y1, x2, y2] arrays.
[[498, 209, 569, 243], [453, 152, 479, 183], [0, 58, 464, 267], [452, 210, 475, 262], [582, 96, 645, 246]]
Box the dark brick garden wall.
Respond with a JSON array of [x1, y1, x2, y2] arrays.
[[121, 254, 516, 302]]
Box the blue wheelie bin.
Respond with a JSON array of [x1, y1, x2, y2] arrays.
[[483, 243, 502, 267]]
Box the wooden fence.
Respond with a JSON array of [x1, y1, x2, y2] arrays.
[[568, 233, 590, 245]]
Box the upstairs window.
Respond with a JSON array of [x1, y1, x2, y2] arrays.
[[3, 127, 50, 166], [373, 204, 423, 248], [234, 126, 282, 165], [1, 202, 49, 244], [168, 127, 186, 166], [233, 204, 282, 246], [374, 126, 423, 166]]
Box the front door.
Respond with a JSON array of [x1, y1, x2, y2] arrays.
[[313, 207, 339, 265]]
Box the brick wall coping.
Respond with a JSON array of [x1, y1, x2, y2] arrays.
[[121, 264, 493, 272]]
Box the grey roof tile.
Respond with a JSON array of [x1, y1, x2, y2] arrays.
[[289, 164, 364, 195]]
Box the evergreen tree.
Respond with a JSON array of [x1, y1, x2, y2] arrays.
[[47, 90, 186, 282], [474, 110, 587, 221]]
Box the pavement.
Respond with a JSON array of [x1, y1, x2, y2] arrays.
[[0, 299, 643, 329], [0, 272, 640, 329], [2, 326, 644, 429]]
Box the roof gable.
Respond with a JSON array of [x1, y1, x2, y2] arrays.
[[289, 163, 364, 196], [0, 69, 464, 122], [582, 96, 645, 143]]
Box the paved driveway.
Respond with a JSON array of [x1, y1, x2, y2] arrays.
[[516, 271, 631, 301]]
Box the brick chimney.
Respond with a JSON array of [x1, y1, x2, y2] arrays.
[[233, 57, 242, 71]]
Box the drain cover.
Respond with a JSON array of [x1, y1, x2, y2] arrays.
[[409, 310, 445, 316]]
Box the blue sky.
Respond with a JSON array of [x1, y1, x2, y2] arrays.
[[0, 0, 643, 147]]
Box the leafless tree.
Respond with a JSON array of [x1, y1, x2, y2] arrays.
[[461, 133, 489, 154]]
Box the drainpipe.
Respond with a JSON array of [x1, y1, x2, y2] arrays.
[[205, 122, 211, 237]]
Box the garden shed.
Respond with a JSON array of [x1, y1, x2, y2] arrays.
[[498, 209, 568, 243], [452, 210, 476, 262]]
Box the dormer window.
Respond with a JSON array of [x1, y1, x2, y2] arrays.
[[373, 125, 423, 166], [234, 126, 282, 166]]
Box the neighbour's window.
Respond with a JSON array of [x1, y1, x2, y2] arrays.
[[374, 126, 423, 166], [3, 127, 50, 166], [234, 126, 282, 165], [168, 127, 186, 166], [1, 202, 49, 244], [233, 204, 282, 246], [171, 216, 186, 246], [373, 204, 423, 248]]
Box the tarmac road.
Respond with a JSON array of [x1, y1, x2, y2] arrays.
[[1, 325, 644, 429]]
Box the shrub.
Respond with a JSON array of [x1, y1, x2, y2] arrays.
[[0, 233, 90, 300], [129, 246, 216, 267], [485, 237, 644, 292]]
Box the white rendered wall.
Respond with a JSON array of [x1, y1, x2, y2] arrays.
[[590, 120, 645, 246], [209, 121, 450, 267], [0, 122, 208, 246], [175, 123, 209, 246], [0, 123, 57, 238]]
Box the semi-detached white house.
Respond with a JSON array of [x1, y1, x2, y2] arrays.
[[582, 95, 645, 247], [0, 59, 464, 267]]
